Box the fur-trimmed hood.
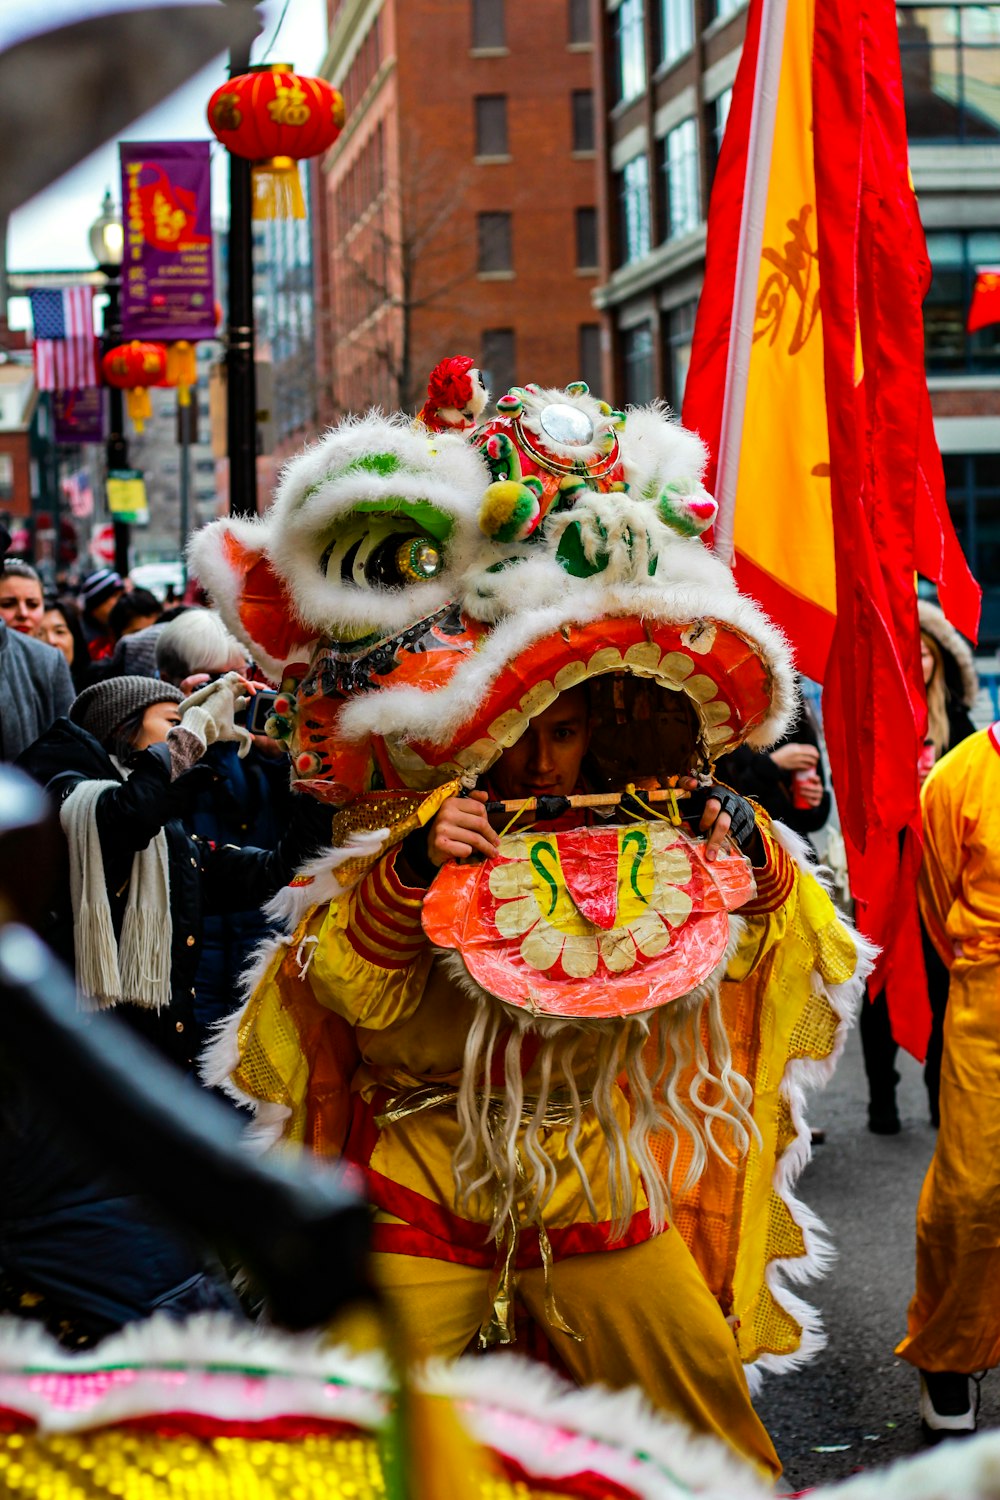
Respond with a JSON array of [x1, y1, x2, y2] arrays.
[[918, 597, 978, 708]]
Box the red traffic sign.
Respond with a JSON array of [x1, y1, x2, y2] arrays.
[[91, 522, 116, 564]]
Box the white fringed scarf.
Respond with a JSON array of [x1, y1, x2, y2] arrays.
[[60, 773, 172, 1012]]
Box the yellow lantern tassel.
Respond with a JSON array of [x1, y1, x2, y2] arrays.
[[126, 387, 153, 433], [252, 157, 306, 219], [166, 340, 197, 404]]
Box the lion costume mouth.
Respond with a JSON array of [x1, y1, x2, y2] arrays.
[[277, 605, 775, 806]]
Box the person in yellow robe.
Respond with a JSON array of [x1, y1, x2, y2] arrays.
[[896, 721, 1000, 1438], [210, 685, 871, 1481]]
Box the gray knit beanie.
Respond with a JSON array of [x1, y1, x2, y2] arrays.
[[108, 622, 166, 680], [70, 676, 185, 748]]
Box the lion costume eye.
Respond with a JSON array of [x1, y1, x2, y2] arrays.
[[319, 524, 444, 590]]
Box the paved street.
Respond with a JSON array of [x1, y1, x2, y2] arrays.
[[754, 1020, 999, 1491]]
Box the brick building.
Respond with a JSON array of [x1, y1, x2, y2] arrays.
[[593, 0, 1000, 641], [0, 365, 37, 532], [317, 0, 604, 421]]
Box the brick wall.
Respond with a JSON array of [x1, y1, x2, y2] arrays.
[[319, 0, 604, 415]]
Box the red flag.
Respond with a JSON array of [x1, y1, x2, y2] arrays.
[[683, 0, 982, 1058], [967, 267, 1000, 333]]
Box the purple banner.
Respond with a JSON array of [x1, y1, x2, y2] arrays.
[[120, 141, 216, 342], [53, 387, 106, 444]]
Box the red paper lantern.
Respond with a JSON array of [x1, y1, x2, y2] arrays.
[[207, 65, 345, 219], [101, 340, 168, 432]]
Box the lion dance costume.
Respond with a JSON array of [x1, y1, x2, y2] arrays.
[[192, 374, 874, 1478]]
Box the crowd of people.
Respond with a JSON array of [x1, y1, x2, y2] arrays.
[[0, 507, 996, 1463]]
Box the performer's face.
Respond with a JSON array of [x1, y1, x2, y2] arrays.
[[492, 687, 591, 800]]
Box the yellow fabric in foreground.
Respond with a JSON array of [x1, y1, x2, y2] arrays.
[[897, 728, 1000, 1372], [658, 868, 857, 1367], [371, 1230, 781, 1479], [0, 1428, 564, 1500]]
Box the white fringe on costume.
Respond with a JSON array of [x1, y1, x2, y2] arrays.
[[7, 1311, 1000, 1500], [743, 821, 878, 1389], [59, 776, 172, 1012]]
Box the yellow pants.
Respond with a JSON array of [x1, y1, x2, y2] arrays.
[[373, 1227, 780, 1479], [897, 959, 1000, 1373]]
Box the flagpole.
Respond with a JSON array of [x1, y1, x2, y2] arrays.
[[712, 0, 789, 567]]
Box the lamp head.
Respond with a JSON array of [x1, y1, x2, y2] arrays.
[[89, 189, 124, 272]]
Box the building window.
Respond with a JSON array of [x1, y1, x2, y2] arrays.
[[572, 89, 595, 151], [925, 229, 1000, 372], [576, 207, 599, 269], [613, 0, 647, 105], [475, 94, 509, 155], [617, 153, 651, 264], [478, 211, 513, 273], [898, 4, 1000, 142], [659, 117, 700, 241], [569, 0, 592, 43], [482, 328, 516, 398], [943, 451, 1000, 644], [579, 324, 603, 393], [665, 300, 696, 408], [472, 0, 506, 48], [658, 0, 693, 66], [706, 87, 732, 187], [0, 454, 13, 503], [710, 0, 746, 20], [622, 322, 656, 404]]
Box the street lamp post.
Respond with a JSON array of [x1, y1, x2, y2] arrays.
[[88, 191, 128, 577], [226, 39, 258, 520]]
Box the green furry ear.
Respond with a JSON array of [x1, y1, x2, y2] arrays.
[[346, 452, 403, 476]]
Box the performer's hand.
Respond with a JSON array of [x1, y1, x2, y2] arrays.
[[427, 791, 500, 866], [677, 778, 758, 862], [769, 742, 819, 772]]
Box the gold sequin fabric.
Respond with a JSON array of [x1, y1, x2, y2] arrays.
[[0, 1428, 566, 1499], [331, 794, 426, 848]]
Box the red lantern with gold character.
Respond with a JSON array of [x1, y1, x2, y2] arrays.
[[102, 340, 168, 433], [207, 64, 345, 220]]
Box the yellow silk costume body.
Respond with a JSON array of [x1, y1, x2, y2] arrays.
[[897, 723, 1000, 1374], [217, 806, 865, 1481]]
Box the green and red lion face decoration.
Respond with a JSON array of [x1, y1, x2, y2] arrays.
[[192, 368, 792, 803]]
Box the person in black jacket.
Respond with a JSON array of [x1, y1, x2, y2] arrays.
[[715, 678, 831, 839], [18, 674, 333, 1072]]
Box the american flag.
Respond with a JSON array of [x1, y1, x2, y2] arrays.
[[30, 288, 99, 391], [61, 469, 95, 519]]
